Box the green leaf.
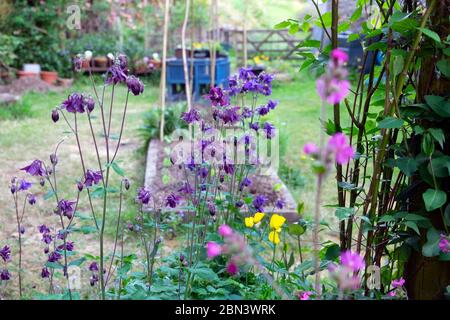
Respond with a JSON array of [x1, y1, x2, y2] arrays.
[[111, 162, 125, 177], [396, 157, 418, 176], [298, 39, 321, 48], [350, 6, 362, 22], [393, 55, 404, 76], [68, 257, 86, 267], [422, 188, 447, 212], [288, 224, 305, 236], [378, 215, 395, 223], [288, 23, 300, 34], [424, 95, 450, 117], [429, 128, 445, 149], [274, 20, 290, 30], [445, 204, 450, 226], [422, 228, 441, 257], [347, 33, 360, 42], [296, 201, 305, 215], [428, 156, 450, 178], [418, 27, 441, 43], [45, 261, 64, 270], [437, 59, 450, 78], [325, 244, 340, 261], [378, 116, 404, 129], [404, 221, 420, 235], [335, 207, 354, 221], [162, 174, 170, 185]]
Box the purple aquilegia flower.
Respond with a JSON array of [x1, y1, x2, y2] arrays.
[[238, 67, 255, 81], [178, 182, 193, 195], [56, 199, 76, 219], [42, 233, 52, 245], [257, 105, 270, 116], [181, 108, 201, 124], [90, 274, 99, 286], [84, 96, 95, 113], [220, 106, 241, 125], [18, 179, 32, 191], [38, 224, 50, 234], [275, 199, 285, 210], [84, 169, 103, 187], [241, 107, 253, 118], [106, 64, 127, 85], [136, 187, 151, 205], [250, 122, 260, 132], [239, 177, 252, 191], [28, 194, 36, 205], [340, 250, 365, 272], [267, 99, 278, 110], [0, 245, 11, 262], [41, 267, 50, 279], [253, 194, 268, 212], [19, 226, 25, 234], [0, 269, 11, 281], [439, 234, 450, 253], [206, 87, 228, 106], [117, 54, 128, 70], [392, 277, 405, 288], [48, 251, 62, 263], [166, 193, 181, 208], [327, 133, 355, 165], [263, 122, 276, 139], [223, 163, 234, 175], [61, 92, 85, 113], [58, 241, 74, 252], [126, 75, 144, 96], [89, 261, 99, 272], [21, 159, 45, 176]]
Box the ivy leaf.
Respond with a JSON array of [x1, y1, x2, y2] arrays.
[[418, 27, 441, 43], [396, 157, 418, 176], [378, 116, 404, 129], [422, 188, 447, 212], [422, 228, 441, 257]]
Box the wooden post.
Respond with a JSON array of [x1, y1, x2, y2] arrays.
[[181, 0, 192, 112], [159, 0, 170, 141], [243, 1, 248, 67], [209, 0, 218, 88]]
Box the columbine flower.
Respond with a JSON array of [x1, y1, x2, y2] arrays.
[[126, 75, 144, 96], [263, 122, 276, 139], [106, 64, 127, 85], [206, 242, 222, 259], [267, 99, 278, 110], [220, 106, 241, 124], [439, 234, 450, 253], [239, 67, 255, 81], [28, 194, 36, 205], [61, 92, 85, 113], [257, 105, 270, 116], [18, 179, 32, 191], [268, 214, 286, 245], [327, 133, 354, 165], [48, 251, 62, 263], [181, 108, 201, 124], [218, 224, 233, 237], [41, 267, 50, 278], [136, 187, 151, 205], [340, 250, 365, 272], [89, 261, 99, 272], [0, 269, 11, 281], [392, 277, 405, 288], [275, 199, 285, 210], [51, 109, 59, 122], [58, 241, 75, 252], [84, 169, 102, 187], [84, 96, 95, 113], [56, 199, 76, 219], [166, 193, 181, 208], [21, 159, 46, 176], [38, 224, 50, 234], [0, 245, 11, 262], [239, 177, 252, 191], [206, 87, 228, 106], [252, 194, 268, 212], [73, 55, 83, 72]]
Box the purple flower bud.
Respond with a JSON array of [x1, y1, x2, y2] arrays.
[[180, 254, 185, 262], [52, 109, 59, 122], [235, 200, 244, 208], [50, 153, 58, 165], [84, 96, 95, 113], [10, 184, 16, 194], [126, 76, 144, 96], [41, 267, 50, 278], [28, 194, 36, 206], [166, 193, 181, 208], [0, 269, 11, 281], [123, 178, 130, 190], [89, 261, 99, 272], [44, 246, 49, 254], [39, 178, 45, 187], [0, 245, 11, 262], [77, 181, 84, 192]]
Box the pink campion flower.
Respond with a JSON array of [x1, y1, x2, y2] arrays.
[[340, 250, 365, 272], [439, 234, 450, 253], [388, 291, 396, 297], [392, 277, 405, 288], [327, 133, 355, 165], [218, 224, 233, 238], [331, 48, 349, 65], [206, 242, 222, 259], [303, 143, 319, 155], [316, 78, 350, 105], [226, 260, 239, 275], [298, 291, 313, 300]]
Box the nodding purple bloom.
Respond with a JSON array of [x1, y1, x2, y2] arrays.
[[42, 233, 52, 245], [235, 200, 244, 208], [257, 105, 270, 116], [252, 194, 268, 212], [84, 169, 103, 187], [227, 75, 240, 96], [199, 166, 209, 179], [126, 75, 144, 96], [10, 184, 16, 194], [166, 193, 181, 208], [28, 194, 36, 206], [39, 178, 45, 187], [250, 122, 260, 132], [44, 246, 49, 254], [239, 67, 255, 81], [19, 226, 26, 234], [263, 122, 276, 139], [21, 159, 46, 177], [18, 179, 32, 191], [242, 107, 253, 118], [224, 163, 235, 175], [38, 224, 50, 234], [48, 251, 62, 263], [0, 269, 11, 281], [220, 106, 241, 125], [77, 181, 84, 192], [57, 241, 74, 252], [90, 274, 99, 286], [136, 187, 151, 205], [258, 72, 274, 85], [242, 79, 259, 93], [106, 64, 127, 85], [178, 182, 193, 195], [56, 199, 76, 220], [205, 87, 229, 106], [181, 108, 201, 124], [208, 202, 216, 216], [275, 199, 285, 210], [267, 99, 278, 110], [0, 246, 11, 262], [50, 153, 58, 165], [51, 109, 59, 122], [84, 96, 95, 113], [117, 54, 128, 70], [89, 261, 99, 272], [41, 267, 50, 279], [61, 92, 85, 113], [57, 229, 68, 240], [239, 177, 252, 191]]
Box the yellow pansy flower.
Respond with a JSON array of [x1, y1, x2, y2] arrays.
[[253, 212, 265, 224], [245, 217, 255, 228], [268, 231, 280, 244], [270, 214, 286, 231]]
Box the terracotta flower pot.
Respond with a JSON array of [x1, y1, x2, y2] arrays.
[[57, 78, 74, 87], [93, 56, 108, 68], [17, 70, 39, 79], [40, 71, 58, 84]]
